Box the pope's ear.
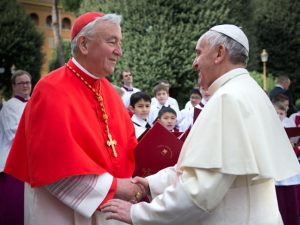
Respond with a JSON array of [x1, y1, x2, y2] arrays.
[[215, 44, 226, 64], [77, 36, 89, 55], [128, 105, 134, 113]]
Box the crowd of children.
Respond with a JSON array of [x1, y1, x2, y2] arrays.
[[119, 75, 208, 139]]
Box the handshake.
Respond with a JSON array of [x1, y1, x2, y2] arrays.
[[114, 176, 149, 203], [100, 176, 149, 224]]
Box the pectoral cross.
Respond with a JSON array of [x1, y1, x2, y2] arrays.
[[107, 133, 117, 157], [65, 63, 118, 158]]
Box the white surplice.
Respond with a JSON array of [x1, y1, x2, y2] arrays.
[[151, 96, 179, 112], [131, 68, 300, 225], [275, 117, 300, 186], [25, 174, 128, 225], [121, 86, 140, 109], [0, 97, 27, 171]]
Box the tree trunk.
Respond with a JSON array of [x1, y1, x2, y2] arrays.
[[52, 0, 65, 66]]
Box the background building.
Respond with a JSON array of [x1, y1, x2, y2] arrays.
[[19, 0, 76, 75]]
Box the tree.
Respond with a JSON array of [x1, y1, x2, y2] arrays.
[[253, 0, 300, 98], [48, 0, 82, 72], [249, 71, 275, 92], [61, 0, 83, 15], [52, 0, 65, 66], [0, 0, 43, 99], [49, 40, 71, 71], [80, 0, 252, 107]]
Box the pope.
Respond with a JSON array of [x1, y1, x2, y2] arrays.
[[101, 24, 300, 225]]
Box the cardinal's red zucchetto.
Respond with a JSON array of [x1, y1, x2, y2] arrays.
[[71, 12, 105, 40]]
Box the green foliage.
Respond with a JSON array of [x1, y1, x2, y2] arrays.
[[60, 0, 83, 14], [249, 71, 275, 92], [252, 0, 300, 97], [49, 41, 71, 71], [0, 0, 43, 99], [295, 99, 300, 111], [77, 0, 299, 106], [79, 0, 252, 108]]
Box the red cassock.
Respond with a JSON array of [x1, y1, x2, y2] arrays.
[[5, 59, 137, 187]]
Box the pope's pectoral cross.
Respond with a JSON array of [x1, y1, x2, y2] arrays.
[[107, 133, 117, 157]]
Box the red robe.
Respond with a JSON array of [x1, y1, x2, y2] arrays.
[[4, 59, 137, 187]]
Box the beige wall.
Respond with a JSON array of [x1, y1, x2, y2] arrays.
[[19, 0, 76, 76]]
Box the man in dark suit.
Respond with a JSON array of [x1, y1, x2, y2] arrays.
[[269, 75, 297, 116]]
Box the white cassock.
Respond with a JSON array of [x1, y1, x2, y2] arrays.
[[131, 68, 300, 225], [0, 97, 27, 171]]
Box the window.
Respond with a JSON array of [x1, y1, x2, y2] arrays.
[[46, 15, 52, 27], [30, 13, 39, 26], [62, 17, 71, 30]]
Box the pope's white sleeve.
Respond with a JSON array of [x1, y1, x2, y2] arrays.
[[181, 168, 236, 211], [146, 166, 177, 199], [131, 168, 236, 225], [44, 173, 113, 218]]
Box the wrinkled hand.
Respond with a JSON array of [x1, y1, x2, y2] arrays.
[[115, 178, 146, 202], [131, 176, 150, 197], [101, 199, 132, 224]]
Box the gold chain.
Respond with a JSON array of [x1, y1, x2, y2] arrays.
[[66, 63, 118, 157]]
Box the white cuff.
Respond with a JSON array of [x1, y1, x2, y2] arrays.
[[146, 166, 177, 199], [131, 179, 206, 225]]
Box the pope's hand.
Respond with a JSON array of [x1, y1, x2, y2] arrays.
[[101, 199, 132, 224]]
